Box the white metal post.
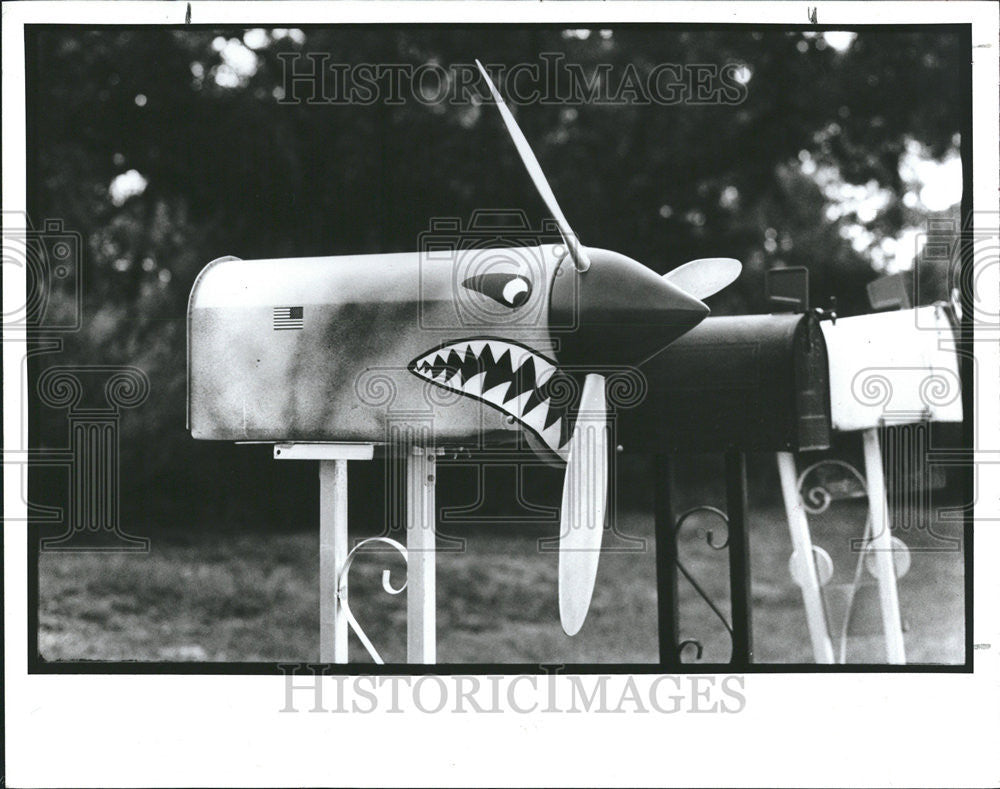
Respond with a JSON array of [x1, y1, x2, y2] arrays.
[[274, 443, 374, 664], [406, 446, 436, 663], [776, 452, 836, 664], [319, 459, 350, 663], [861, 428, 907, 664]]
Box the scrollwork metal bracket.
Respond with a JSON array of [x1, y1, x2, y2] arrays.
[[674, 505, 735, 662], [792, 454, 910, 663], [336, 537, 408, 664]]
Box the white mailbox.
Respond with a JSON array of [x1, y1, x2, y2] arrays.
[[778, 301, 963, 666], [821, 304, 962, 430]]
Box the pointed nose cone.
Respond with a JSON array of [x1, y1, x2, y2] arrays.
[[550, 247, 709, 368]]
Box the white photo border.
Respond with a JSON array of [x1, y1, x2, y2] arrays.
[[4, 2, 999, 787]]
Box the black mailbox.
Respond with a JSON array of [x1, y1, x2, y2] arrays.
[[619, 312, 831, 453]]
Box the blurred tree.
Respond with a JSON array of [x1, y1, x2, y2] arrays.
[[27, 27, 965, 527]]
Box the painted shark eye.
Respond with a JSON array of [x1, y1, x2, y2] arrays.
[[462, 272, 532, 309], [502, 277, 530, 307]]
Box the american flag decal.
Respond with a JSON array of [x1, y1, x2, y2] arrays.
[[273, 306, 304, 330]]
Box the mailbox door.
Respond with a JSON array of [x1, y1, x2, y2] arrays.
[[821, 305, 962, 431]]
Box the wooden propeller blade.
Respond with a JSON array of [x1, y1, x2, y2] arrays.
[[663, 257, 742, 300], [558, 373, 608, 636], [475, 59, 590, 272]]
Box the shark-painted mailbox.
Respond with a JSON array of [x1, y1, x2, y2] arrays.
[[188, 62, 742, 662]]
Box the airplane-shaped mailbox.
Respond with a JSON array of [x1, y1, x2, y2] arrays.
[[188, 61, 742, 636]]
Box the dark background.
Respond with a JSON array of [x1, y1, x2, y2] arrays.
[[26, 26, 965, 539]]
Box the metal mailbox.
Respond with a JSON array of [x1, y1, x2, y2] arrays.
[[820, 304, 962, 431], [186, 250, 566, 446], [619, 312, 832, 453]]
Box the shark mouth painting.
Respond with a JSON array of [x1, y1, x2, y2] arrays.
[[408, 338, 573, 455]]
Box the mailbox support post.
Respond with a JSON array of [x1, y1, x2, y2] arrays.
[[273, 442, 375, 664], [275, 442, 438, 664], [319, 459, 350, 663], [724, 449, 753, 667], [406, 446, 437, 663], [655, 450, 756, 666], [653, 454, 681, 668], [776, 452, 836, 663], [861, 428, 907, 664]]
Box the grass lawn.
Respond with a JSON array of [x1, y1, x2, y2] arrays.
[[38, 499, 965, 665]]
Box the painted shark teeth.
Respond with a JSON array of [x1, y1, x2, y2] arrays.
[[410, 338, 569, 453]]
